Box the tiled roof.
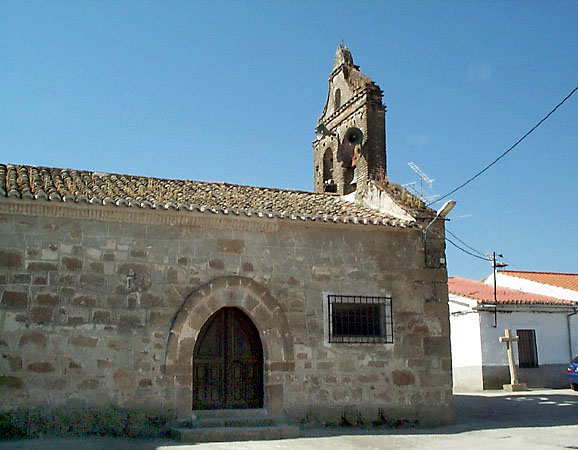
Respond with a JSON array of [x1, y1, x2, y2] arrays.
[[449, 277, 575, 306], [498, 270, 578, 292], [0, 164, 414, 227]]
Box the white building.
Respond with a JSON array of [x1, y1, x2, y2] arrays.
[[449, 276, 578, 391]]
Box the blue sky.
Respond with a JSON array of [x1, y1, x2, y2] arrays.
[[2, 1, 577, 279]]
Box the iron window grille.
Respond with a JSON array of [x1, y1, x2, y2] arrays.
[[328, 294, 393, 343]]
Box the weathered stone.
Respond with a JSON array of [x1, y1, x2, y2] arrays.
[[59, 274, 76, 285], [97, 359, 114, 369], [113, 370, 132, 389], [218, 239, 245, 255], [31, 307, 52, 324], [367, 361, 386, 368], [19, 331, 48, 348], [13, 273, 31, 283], [0, 249, 23, 269], [69, 360, 82, 370], [27, 262, 58, 271], [93, 310, 111, 323], [392, 370, 416, 386], [117, 262, 149, 277], [140, 293, 163, 307], [33, 275, 48, 285], [78, 379, 99, 390], [108, 339, 130, 351], [37, 293, 59, 306], [103, 252, 115, 261], [72, 295, 97, 307], [68, 336, 98, 348], [5, 355, 22, 371], [138, 378, 152, 387], [209, 259, 224, 270], [1, 291, 28, 309], [89, 262, 104, 273], [423, 336, 450, 358], [242, 262, 254, 272], [80, 272, 105, 286], [119, 314, 142, 327], [27, 362, 55, 373], [149, 311, 172, 327], [62, 256, 83, 271], [0, 375, 23, 388], [130, 249, 147, 258], [67, 316, 85, 326]]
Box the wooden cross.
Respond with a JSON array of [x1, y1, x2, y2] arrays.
[[499, 329, 520, 385]]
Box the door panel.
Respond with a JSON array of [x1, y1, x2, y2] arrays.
[[193, 307, 263, 409]]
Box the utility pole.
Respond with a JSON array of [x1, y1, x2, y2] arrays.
[[489, 252, 508, 327]]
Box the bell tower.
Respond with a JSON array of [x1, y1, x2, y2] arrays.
[[313, 46, 387, 195]]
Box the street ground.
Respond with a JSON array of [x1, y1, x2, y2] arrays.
[[1, 389, 577, 450]]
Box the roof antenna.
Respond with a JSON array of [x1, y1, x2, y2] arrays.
[[403, 162, 439, 203]]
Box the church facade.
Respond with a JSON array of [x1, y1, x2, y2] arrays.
[[0, 47, 453, 426]]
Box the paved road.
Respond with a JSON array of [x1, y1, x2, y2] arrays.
[[2, 389, 578, 450]]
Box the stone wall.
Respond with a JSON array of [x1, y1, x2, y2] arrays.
[[0, 201, 453, 425]]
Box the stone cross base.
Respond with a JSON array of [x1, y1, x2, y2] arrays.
[[503, 383, 528, 392]]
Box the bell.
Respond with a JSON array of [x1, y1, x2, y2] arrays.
[[345, 127, 363, 145]]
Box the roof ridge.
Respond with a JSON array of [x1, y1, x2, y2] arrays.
[[498, 269, 578, 276], [1, 162, 336, 197]]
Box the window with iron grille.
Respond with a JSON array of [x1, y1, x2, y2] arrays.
[[328, 294, 393, 343], [517, 329, 539, 368]]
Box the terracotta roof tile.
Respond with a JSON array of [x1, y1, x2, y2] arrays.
[[498, 270, 578, 292], [0, 164, 415, 227], [449, 277, 575, 306]]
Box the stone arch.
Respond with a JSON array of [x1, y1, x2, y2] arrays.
[[165, 276, 294, 416]]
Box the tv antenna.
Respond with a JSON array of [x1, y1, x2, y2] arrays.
[[403, 162, 439, 202]]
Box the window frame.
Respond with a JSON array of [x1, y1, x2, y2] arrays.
[[323, 293, 393, 344], [516, 328, 539, 368]]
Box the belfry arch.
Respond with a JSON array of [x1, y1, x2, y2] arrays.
[[165, 276, 294, 417]]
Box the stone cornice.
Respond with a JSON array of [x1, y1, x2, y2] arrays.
[[0, 197, 414, 231], [0, 198, 280, 232]]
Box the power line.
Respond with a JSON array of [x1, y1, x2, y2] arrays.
[[446, 236, 490, 261], [446, 228, 486, 257], [429, 85, 578, 206]]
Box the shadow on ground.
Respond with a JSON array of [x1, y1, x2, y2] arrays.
[[1, 390, 577, 449], [301, 389, 578, 438]]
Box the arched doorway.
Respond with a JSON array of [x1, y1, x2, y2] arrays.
[[193, 307, 264, 409]]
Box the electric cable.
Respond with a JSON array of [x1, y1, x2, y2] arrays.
[[429, 85, 578, 206], [445, 236, 491, 261], [446, 228, 486, 257]]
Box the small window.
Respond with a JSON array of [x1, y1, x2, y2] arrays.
[[517, 329, 539, 368], [328, 294, 393, 343], [334, 89, 341, 110]]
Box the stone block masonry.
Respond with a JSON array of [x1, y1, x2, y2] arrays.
[[0, 203, 453, 426]]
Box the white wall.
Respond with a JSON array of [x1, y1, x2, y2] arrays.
[[449, 295, 483, 390], [484, 273, 578, 302], [449, 296, 482, 367], [479, 310, 575, 366]]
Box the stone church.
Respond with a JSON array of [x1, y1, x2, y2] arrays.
[[0, 47, 453, 428]]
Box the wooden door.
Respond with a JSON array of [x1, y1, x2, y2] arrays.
[[193, 307, 264, 409]]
